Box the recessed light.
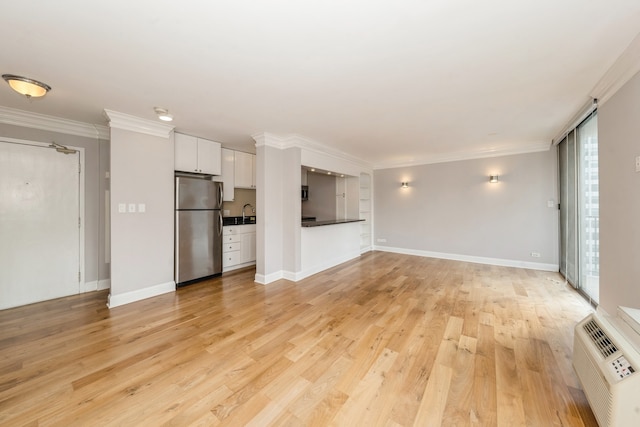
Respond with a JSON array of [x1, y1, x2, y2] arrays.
[[154, 107, 173, 122]]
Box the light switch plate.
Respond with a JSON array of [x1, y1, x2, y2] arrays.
[[118, 203, 126, 213], [128, 203, 136, 213], [138, 203, 146, 213], [547, 200, 555, 208], [635, 155, 640, 172]]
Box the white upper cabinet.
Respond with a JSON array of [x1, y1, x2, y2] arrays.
[[220, 148, 235, 201], [234, 151, 255, 188], [175, 133, 221, 175]]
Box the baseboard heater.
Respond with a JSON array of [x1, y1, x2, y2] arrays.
[[573, 306, 640, 426]]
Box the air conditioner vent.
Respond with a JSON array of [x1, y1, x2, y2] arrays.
[[584, 319, 618, 358]]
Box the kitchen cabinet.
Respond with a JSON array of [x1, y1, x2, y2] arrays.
[[220, 148, 235, 201], [240, 232, 256, 263], [222, 224, 256, 272], [175, 133, 221, 175], [234, 151, 255, 188]]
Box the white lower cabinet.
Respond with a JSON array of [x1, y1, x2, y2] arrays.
[[222, 224, 256, 272]]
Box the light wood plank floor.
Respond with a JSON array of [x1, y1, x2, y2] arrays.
[[0, 251, 598, 426]]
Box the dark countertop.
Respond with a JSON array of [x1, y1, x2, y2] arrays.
[[223, 216, 256, 225], [301, 218, 364, 227]]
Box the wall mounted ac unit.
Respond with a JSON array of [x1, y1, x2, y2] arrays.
[[573, 306, 640, 426]]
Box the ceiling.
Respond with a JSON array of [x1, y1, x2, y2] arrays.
[[1, 1, 639, 167]]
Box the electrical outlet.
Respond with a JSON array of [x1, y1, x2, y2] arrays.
[[530, 252, 541, 258], [377, 238, 387, 243], [118, 203, 126, 213], [138, 203, 146, 213]]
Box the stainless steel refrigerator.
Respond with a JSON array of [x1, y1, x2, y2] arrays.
[[175, 176, 223, 286]]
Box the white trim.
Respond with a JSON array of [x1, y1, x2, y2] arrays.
[[255, 249, 361, 284], [103, 109, 174, 138], [0, 106, 109, 139], [590, 32, 640, 106], [254, 271, 284, 285], [293, 250, 361, 282], [77, 146, 86, 296], [252, 132, 373, 170], [374, 140, 551, 169], [551, 99, 597, 145], [251, 131, 548, 170], [373, 245, 559, 272], [97, 279, 111, 290], [223, 261, 256, 273], [82, 281, 98, 292], [107, 281, 175, 308]]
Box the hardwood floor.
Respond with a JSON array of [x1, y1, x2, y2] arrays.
[[0, 251, 598, 426]]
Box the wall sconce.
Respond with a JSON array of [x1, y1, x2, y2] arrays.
[[489, 175, 499, 183], [401, 182, 409, 188]]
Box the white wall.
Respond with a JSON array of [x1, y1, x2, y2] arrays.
[[107, 114, 175, 307], [254, 133, 373, 283], [0, 123, 110, 287], [598, 71, 640, 315], [303, 172, 337, 221], [373, 150, 559, 270], [255, 143, 285, 283]]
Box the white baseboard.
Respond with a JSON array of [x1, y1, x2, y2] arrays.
[[223, 261, 256, 273], [256, 251, 362, 284], [81, 280, 98, 293], [81, 279, 111, 293], [107, 281, 175, 308], [296, 250, 361, 281], [373, 245, 559, 272], [254, 271, 284, 285]]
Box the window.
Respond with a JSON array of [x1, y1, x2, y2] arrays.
[[558, 112, 599, 304]]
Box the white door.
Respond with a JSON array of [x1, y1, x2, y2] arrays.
[[0, 139, 81, 309]]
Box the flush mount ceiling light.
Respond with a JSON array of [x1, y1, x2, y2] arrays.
[[2, 74, 51, 98], [401, 182, 409, 188], [154, 107, 173, 122], [489, 175, 499, 183]]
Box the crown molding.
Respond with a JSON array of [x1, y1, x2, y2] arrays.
[[590, 31, 640, 105], [0, 105, 109, 139], [252, 132, 373, 170], [373, 140, 551, 170], [104, 109, 174, 138]]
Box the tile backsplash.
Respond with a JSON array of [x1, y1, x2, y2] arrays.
[[223, 188, 256, 216]]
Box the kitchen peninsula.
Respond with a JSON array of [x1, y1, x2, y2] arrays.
[[301, 218, 364, 227]]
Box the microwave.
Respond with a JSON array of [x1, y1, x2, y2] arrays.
[[301, 185, 308, 201]]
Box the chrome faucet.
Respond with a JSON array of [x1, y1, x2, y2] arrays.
[[242, 203, 254, 222]]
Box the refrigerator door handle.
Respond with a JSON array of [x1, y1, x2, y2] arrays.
[[217, 184, 223, 208], [218, 212, 223, 236]]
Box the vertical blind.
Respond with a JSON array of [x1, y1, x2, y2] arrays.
[[558, 112, 599, 303]]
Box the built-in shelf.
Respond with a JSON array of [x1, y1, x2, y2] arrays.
[[359, 173, 372, 252]]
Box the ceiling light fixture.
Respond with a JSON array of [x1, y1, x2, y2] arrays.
[[489, 175, 499, 183], [2, 74, 51, 98], [401, 182, 409, 188], [154, 107, 173, 122]]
